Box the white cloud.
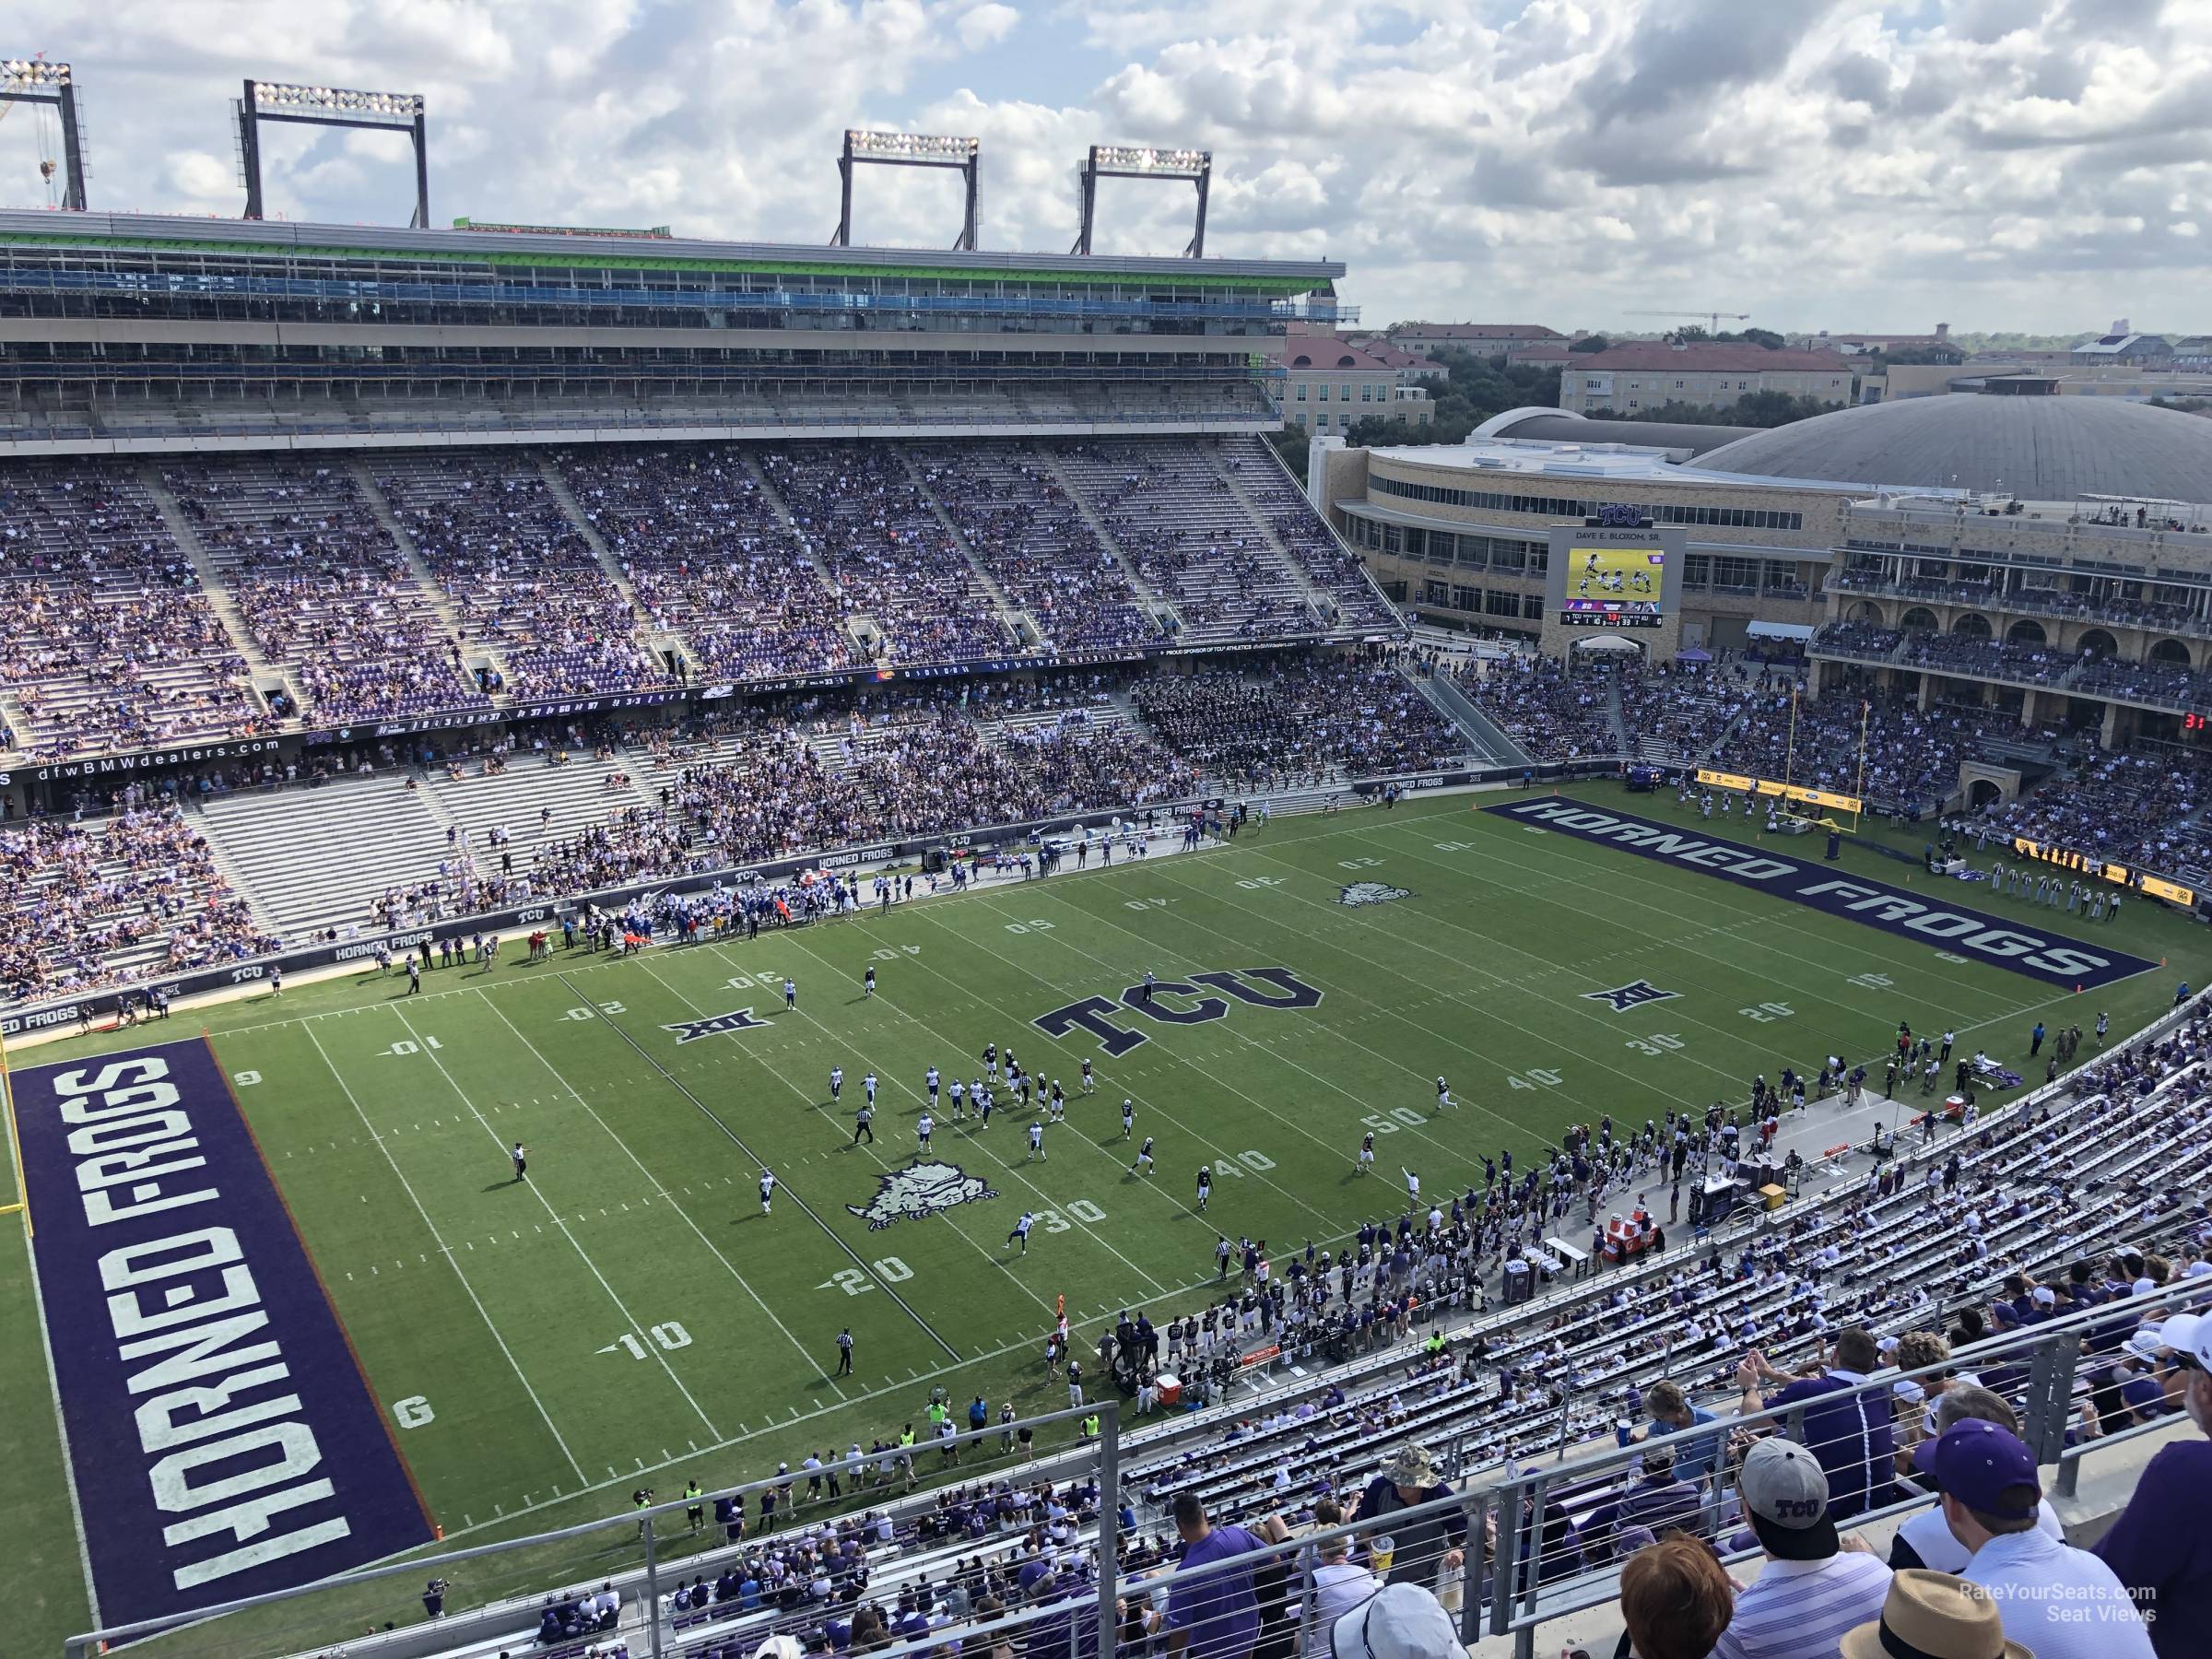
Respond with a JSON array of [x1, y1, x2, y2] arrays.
[[8, 0, 2209, 332], [955, 3, 1019, 50]]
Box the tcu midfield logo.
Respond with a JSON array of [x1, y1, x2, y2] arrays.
[[1032, 965, 1323, 1057]]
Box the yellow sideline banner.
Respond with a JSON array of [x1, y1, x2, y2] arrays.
[[2010, 836, 2195, 907], [1696, 769, 1864, 817]]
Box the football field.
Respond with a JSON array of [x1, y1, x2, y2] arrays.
[[4, 782, 2203, 1656]]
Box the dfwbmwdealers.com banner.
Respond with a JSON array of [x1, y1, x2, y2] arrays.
[[14, 1039, 433, 1627], [1491, 799, 2158, 991]]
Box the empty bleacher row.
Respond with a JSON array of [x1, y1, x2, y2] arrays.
[[0, 439, 1391, 765]]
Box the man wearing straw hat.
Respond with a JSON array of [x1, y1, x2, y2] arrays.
[[1348, 1444, 1466, 1590], [1841, 1571, 2030, 1659]]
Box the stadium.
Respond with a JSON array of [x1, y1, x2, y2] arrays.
[[0, 62, 2208, 1659]]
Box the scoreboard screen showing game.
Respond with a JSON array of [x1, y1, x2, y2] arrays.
[[1564, 546, 1665, 620], [1546, 520, 1687, 629]]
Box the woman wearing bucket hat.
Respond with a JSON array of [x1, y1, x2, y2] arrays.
[[1840, 1571, 2030, 1659], [1348, 1444, 1466, 1590]]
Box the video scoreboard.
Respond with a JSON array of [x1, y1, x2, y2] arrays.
[[1545, 511, 1686, 629]]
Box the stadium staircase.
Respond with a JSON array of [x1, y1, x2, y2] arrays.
[[422, 748, 656, 855], [1033, 444, 1187, 634], [1414, 669, 1534, 767], [893, 448, 1041, 646], [140, 466, 305, 719], [348, 461, 518, 693], [732, 450, 883, 666], [533, 455, 681, 667], [197, 773, 453, 946], [1200, 441, 1335, 627]]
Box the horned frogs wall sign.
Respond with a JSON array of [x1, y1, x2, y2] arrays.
[[1338, 881, 1413, 906], [847, 1160, 998, 1230]]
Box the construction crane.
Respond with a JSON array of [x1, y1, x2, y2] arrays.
[[1625, 309, 1750, 334]]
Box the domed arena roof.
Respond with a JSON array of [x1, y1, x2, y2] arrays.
[[1694, 394, 2212, 500]]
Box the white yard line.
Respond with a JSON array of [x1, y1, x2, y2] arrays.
[[771, 931, 1176, 1298], [471, 989, 843, 1398], [629, 957, 1057, 1319], [303, 1023, 588, 1485], [385, 1006, 722, 1441]]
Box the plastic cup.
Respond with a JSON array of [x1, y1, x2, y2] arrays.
[[1371, 1535, 1395, 1575]]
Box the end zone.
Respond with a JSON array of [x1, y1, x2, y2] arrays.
[[1488, 797, 2158, 991], [12, 1038, 434, 1628]]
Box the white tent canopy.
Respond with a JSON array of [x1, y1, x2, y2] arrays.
[[1569, 633, 1643, 654]]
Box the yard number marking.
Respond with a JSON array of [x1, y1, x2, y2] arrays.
[[601, 1322, 693, 1358]]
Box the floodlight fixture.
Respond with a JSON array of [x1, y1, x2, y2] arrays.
[[833, 128, 981, 251], [0, 53, 87, 209], [236, 76, 429, 227], [1073, 142, 1212, 257], [250, 81, 424, 118]]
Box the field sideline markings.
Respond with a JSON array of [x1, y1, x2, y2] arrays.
[[426, 1219, 1391, 1546], [301, 1023, 588, 1485], [972, 882, 1568, 1167], [470, 989, 841, 1398], [1366, 819, 2044, 1041], [1425, 801, 2015, 1020], [554, 969, 966, 1359], [387, 1006, 723, 1440], [1, 1026, 102, 1630], [629, 956, 1059, 1317]]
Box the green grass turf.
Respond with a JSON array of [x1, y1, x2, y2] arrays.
[[5, 782, 2206, 1657]]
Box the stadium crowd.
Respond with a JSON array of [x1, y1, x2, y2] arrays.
[[0, 462, 270, 759], [163, 456, 488, 724], [1458, 656, 1618, 762], [0, 803, 276, 1002], [378, 453, 663, 698], [560, 444, 861, 682], [1136, 659, 1464, 790], [913, 442, 1161, 650]]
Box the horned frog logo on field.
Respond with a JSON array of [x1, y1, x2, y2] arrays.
[[1337, 880, 1413, 906], [846, 1160, 998, 1230]]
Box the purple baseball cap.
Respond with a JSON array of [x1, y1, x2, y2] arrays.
[[1928, 1421, 2040, 1519]]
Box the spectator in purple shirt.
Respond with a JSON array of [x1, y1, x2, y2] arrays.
[[1746, 1328, 1897, 1520], [2096, 1311, 2212, 1659], [1164, 1492, 1290, 1659]]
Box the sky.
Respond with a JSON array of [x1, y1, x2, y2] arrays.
[[4, 0, 2207, 335]]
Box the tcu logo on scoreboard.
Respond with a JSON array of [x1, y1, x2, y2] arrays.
[[1032, 966, 1323, 1056]]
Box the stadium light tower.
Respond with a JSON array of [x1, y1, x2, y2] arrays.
[[235, 78, 429, 227], [0, 56, 88, 210], [1073, 145, 1211, 257], [833, 130, 981, 251]]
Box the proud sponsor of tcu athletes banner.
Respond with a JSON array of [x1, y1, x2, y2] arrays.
[[1492, 798, 2158, 991], [13, 1040, 433, 1626]]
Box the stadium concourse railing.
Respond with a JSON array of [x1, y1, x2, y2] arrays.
[[2, 758, 1612, 1041], [62, 1288, 2212, 1659]]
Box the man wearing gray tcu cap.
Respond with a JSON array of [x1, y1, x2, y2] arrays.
[[1713, 1439, 1892, 1659]]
